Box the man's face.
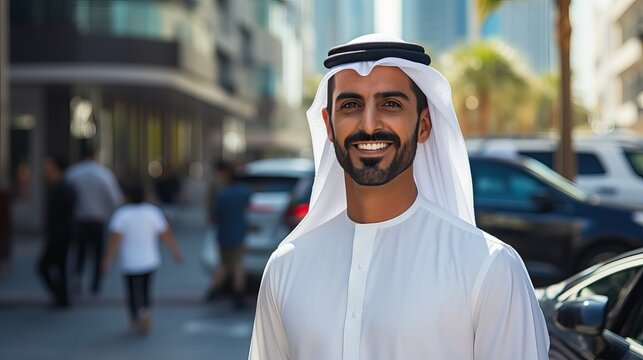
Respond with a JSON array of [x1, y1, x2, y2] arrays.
[[43, 158, 59, 184], [322, 66, 431, 186]]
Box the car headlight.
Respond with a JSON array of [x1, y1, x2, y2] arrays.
[[633, 211, 643, 227]]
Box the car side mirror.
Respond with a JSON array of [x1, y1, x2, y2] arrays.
[[555, 295, 608, 336], [531, 190, 557, 213]]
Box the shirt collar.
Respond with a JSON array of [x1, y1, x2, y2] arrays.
[[347, 194, 421, 229]]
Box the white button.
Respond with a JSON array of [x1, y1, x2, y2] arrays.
[[357, 263, 364, 270], [351, 311, 358, 319]]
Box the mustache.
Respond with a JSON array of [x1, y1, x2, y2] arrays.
[[344, 131, 401, 149]]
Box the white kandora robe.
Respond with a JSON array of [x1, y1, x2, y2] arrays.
[[249, 197, 549, 359], [249, 33, 550, 359]]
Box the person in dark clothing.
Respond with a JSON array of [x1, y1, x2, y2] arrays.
[[205, 161, 251, 309], [38, 155, 76, 308], [155, 163, 181, 205]]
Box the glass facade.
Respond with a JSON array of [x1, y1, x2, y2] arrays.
[[12, 0, 214, 57]]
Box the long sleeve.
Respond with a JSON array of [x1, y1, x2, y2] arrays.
[[472, 245, 550, 360], [249, 259, 290, 360]]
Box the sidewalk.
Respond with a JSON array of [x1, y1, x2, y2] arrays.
[[0, 198, 255, 360], [0, 201, 212, 306]]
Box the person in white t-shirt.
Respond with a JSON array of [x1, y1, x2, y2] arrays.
[[102, 182, 182, 334]]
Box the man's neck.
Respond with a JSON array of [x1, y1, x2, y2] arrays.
[[344, 166, 418, 224]]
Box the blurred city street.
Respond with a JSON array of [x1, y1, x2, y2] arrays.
[[0, 197, 255, 360], [0, 0, 641, 358]]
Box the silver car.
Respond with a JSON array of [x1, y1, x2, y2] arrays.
[[202, 158, 314, 278], [240, 158, 314, 276]]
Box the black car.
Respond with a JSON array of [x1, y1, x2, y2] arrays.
[[282, 156, 643, 286], [537, 248, 643, 359], [470, 156, 643, 286]]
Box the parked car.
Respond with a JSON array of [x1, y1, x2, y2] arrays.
[[537, 248, 643, 359], [283, 173, 314, 231], [202, 158, 314, 278], [212, 154, 643, 288], [466, 136, 643, 208], [469, 156, 643, 286]]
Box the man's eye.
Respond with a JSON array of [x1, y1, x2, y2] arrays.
[[340, 102, 360, 109], [383, 101, 401, 107]]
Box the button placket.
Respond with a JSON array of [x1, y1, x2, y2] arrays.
[[342, 225, 376, 360]]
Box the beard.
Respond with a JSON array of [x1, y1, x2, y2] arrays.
[[333, 122, 419, 186]]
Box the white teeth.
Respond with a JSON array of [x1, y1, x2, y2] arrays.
[[356, 143, 389, 151]]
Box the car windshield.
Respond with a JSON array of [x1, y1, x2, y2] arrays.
[[521, 158, 589, 201], [624, 149, 643, 180]]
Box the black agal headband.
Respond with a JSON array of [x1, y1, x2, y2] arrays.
[[324, 41, 431, 69]]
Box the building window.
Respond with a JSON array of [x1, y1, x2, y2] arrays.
[[258, 66, 275, 98], [217, 0, 232, 34], [217, 50, 235, 93], [240, 26, 253, 67], [623, 74, 642, 104], [621, 12, 642, 42]]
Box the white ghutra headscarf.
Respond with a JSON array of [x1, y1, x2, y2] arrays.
[[283, 33, 475, 244]]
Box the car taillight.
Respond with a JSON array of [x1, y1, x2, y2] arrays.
[[292, 203, 309, 219], [286, 203, 309, 229]]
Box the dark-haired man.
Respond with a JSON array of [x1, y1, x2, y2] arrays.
[[66, 142, 123, 295], [205, 161, 251, 309], [38, 155, 75, 308], [249, 34, 549, 359]]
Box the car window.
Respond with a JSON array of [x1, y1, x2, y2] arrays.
[[238, 176, 300, 193], [574, 268, 639, 314], [577, 153, 606, 175], [291, 176, 313, 203], [519, 151, 554, 168], [624, 149, 643, 180], [522, 158, 589, 202], [472, 161, 543, 204], [519, 151, 606, 175], [629, 302, 643, 345]]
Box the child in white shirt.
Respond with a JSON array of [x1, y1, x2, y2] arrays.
[[102, 182, 182, 333]]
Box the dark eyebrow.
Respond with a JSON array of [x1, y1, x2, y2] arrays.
[[335, 91, 410, 103], [375, 91, 410, 101], [335, 92, 364, 103]]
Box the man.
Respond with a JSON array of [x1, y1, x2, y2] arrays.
[[66, 141, 123, 295], [249, 34, 549, 359], [205, 161, 251, 309], [38, 155, 75, 308]]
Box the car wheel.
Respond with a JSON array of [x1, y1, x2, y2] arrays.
[[577, 244, 629, 271]]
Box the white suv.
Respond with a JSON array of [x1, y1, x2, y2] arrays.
[[466, 136, 643, 208]]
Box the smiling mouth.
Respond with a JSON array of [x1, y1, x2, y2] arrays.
[[354, 142, 391, 151]]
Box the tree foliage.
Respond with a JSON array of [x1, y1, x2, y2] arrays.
[[441, 41, 528, 135]]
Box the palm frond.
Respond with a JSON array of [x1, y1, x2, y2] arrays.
[[476, 0, 506, 22]]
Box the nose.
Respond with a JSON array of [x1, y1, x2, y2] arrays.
[[359, 104, 384, 134]]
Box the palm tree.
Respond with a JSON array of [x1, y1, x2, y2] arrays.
[[476, 0, 576, 180], [443, 41, 528, 135], [534, 72, 560, 132]]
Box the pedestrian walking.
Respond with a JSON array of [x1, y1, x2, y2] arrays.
[[37, 155, 75, 308], [249, 34, 550, 359], [65, 141, 123, 295], [102, 182, 183, 334], [205, 161, 251, 309]]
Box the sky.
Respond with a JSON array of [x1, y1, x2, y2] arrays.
[[374, 0, 402, 37], [570, 0, 600, 108], [372, 0, 601, 110]]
